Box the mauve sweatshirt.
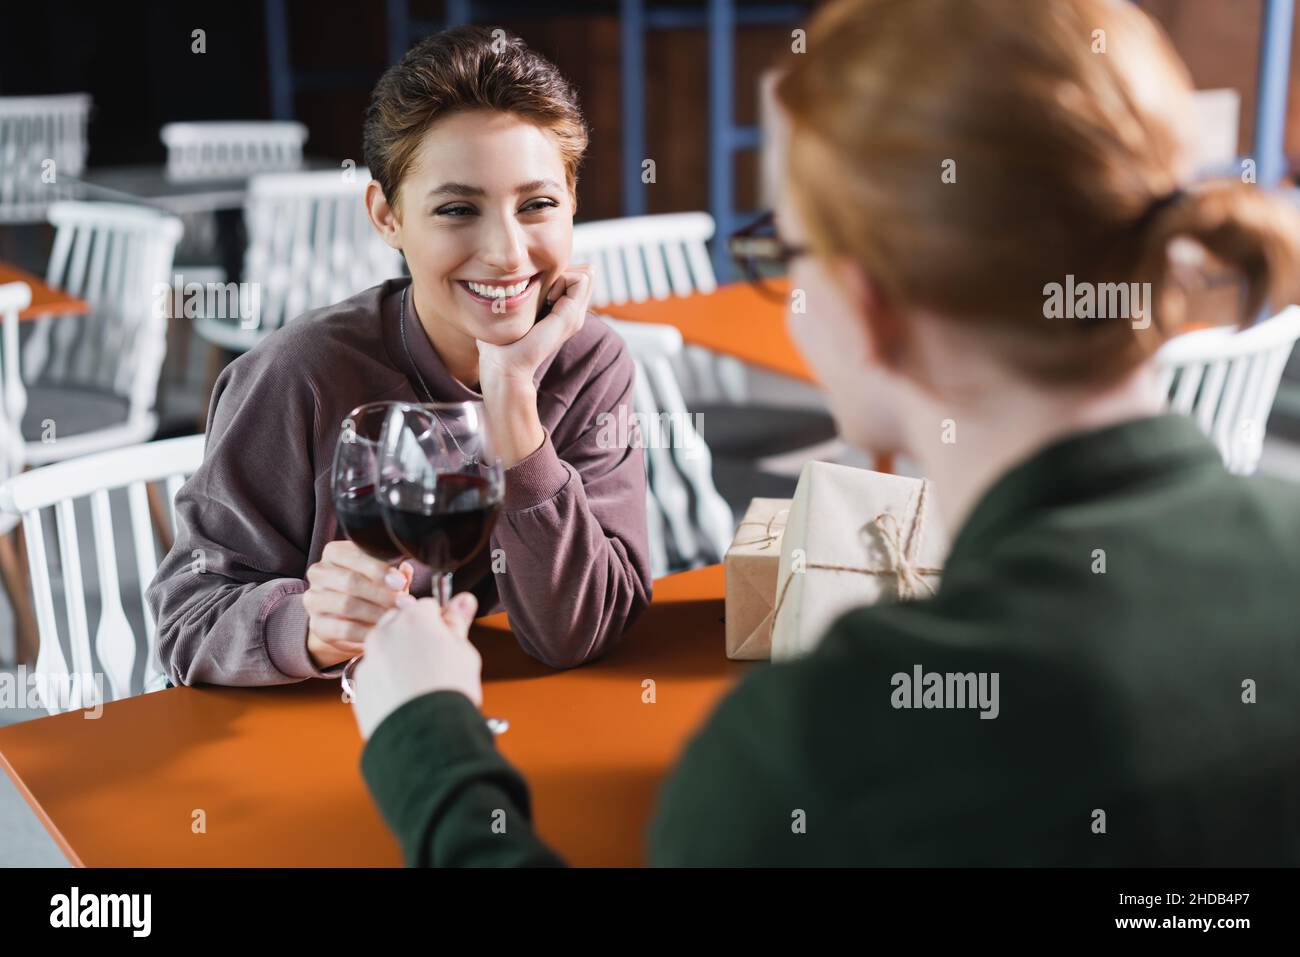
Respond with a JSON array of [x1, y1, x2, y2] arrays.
[[146, 277, 653, 686]]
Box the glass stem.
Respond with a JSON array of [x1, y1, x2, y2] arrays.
[[434, 571, 453, 608]]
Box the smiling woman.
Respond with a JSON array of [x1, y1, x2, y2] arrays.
[[145, 27, 653, 685]]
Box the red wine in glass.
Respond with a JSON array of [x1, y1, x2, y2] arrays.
[[333, 482, 405, 562], [377, 402, 505, 606], [380, 473, 501, 572]]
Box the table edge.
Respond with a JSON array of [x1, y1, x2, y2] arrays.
[[0, 743, 83, 867]]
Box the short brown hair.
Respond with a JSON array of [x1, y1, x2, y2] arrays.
[[777, 0, 1300, 385], [363, 26, 589, 210]]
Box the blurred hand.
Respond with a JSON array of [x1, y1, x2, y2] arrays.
[[304, 540, 414, 669], [350, 591, 483, 740]]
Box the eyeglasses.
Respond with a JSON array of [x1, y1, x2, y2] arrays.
[[728, 211, 811, 303]]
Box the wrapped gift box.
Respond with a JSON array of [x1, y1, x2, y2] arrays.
[[771, 462, 947, 661], [724, 497, 792, 660]]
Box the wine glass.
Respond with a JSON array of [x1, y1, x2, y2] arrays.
[[377, 401, 504, 607], [330, 401, 404, 702], [377, 401, 509, 734]]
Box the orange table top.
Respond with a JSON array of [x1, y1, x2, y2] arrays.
[[602, 280, 816, 385], [0, 564, 748, 867], [0, 263, 89, 320]]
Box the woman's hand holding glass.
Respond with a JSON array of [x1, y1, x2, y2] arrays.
[[304, 540, 415, 670]]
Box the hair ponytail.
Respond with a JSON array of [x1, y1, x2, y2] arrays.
[[1136, 183, 1300, 349]]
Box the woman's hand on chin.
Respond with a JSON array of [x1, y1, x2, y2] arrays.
[[476, 264, 592, 390], [475, 264, 593, 467]]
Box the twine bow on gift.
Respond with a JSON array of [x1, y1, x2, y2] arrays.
[[871, 509, 938, 602], [733, 508, 791, 550], [771, 480, 942, 631]]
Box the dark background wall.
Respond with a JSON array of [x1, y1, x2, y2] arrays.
[[1, 0, 1296, 223]]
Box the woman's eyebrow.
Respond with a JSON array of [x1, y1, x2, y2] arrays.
[[427, 182, 484, 198], [426, 179, 561, 199], [515, 179, 562, 194]]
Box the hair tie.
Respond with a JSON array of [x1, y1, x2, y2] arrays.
[[1134, 187, 1188, 233]]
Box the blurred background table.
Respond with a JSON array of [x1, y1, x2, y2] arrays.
[[0, 564, 745, 867], [0, 263, 89, 319], [65, 157, 343, 216], [604, 279, 814, 386]]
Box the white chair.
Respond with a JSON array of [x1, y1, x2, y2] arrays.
[[0, 283, 36, 664], [160, 122, 308, 285], [160, 121, 308, 181], [0, 434, 204, 713], [578, 212, 838, 477], [194, 167, 403, 353], [605, 317, 734, 576], [19, 202, 183, 467], [1155, 306, 1300, 475], [573, 211, 747, 403], [0, 282, 32, 504], [0, 94, 91, 224]]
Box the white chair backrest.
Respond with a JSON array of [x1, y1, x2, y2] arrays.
[[0, 94, 91, 223], [573, 212, 717, 308], [0, 434, 205, 714], [242, 167, 403, 334], [0, 282, 33, 532], [574, 213, 747, 403], [21, 202, 183, 428], [161, 121, 308, 180], [1191, 88, 1241, 177], [1155, 305, 1300, 475], [604, 317, 733, 576]]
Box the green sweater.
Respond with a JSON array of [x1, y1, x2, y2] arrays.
[[361, 414, 1300, 866]]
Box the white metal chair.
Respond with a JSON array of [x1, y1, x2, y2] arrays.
[[194, 167, 403, 353], [573, 211, 748, 403], [577, 211, 838, 472], [0, 94, 91, 224], [160, 120, 311, 282], [160, 121, 308, 181], [19, 202, 183, 467], [605, 317, 734, 576], [1155, 305, 1300, 475], [0, 434, 204, 714], [0, 282, 32, 508]]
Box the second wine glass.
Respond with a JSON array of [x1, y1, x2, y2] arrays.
[[377, 401, 509, 734], [376, 401, 505, 609]]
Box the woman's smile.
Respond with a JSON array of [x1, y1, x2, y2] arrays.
[[455, 272, 542, 312]]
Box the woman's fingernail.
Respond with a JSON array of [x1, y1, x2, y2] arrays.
[[384, 570, 405, 589], [394, 593, 417, 609]]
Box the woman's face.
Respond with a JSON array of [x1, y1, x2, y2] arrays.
[[382, 109, 573, 346], [774, 114, 905, 454]]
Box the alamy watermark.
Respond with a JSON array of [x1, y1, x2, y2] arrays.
[[1043, 274, 1152, 330], [891, 664, 1000, 719], [0, 666, 104, 718], [595, 406, 707, 460], [152, 276, 261, 327], [50, 887, 150, 936]]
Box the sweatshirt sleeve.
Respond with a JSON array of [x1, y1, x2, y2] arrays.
[[360, 691, 566, 867], [145, 354, 340, 687], [488, 337, 653, 668]]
